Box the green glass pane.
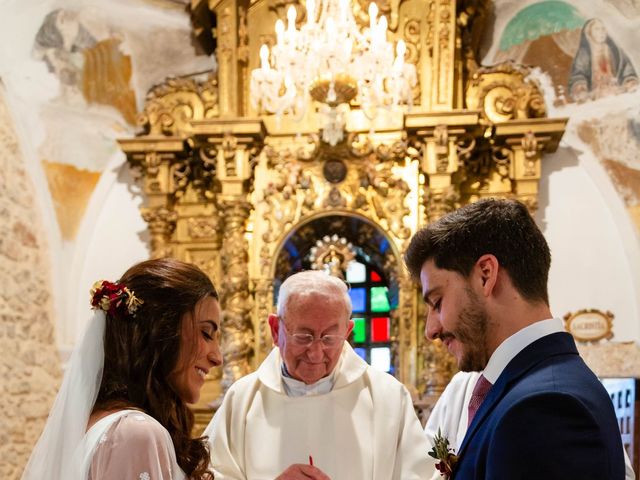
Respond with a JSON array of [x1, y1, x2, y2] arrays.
[[352, 318, 366, 343], [370, 286, 390, 312]]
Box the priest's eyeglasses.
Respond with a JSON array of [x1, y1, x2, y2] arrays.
[[280, 323, 345, 349]]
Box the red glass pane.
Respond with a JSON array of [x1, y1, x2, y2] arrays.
[[371, 317, 390, 342], [370, 270, 382, 282]]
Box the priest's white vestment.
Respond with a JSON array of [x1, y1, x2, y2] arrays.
[[205, 344, 430, 480]]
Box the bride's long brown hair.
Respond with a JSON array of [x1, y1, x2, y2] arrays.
[[93, 258, 217, 479]]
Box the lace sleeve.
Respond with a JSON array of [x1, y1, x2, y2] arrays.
[[89, 413, 180, 480]]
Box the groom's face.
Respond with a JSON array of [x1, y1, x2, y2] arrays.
[[420, 259, 490, 371]]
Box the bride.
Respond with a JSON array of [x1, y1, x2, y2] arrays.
[[22, 258, 222, 479]]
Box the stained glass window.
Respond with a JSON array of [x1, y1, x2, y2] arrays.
[[349, 288, 367, 313], [352, 318, 366, 343], [371, 347, 391, 372], [371, 317, 389, 342], [348, 262, 393, 373], [370, 286, 390, 312], [346, 261, 366, 283]]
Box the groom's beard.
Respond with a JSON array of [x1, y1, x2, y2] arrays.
[[453, 287, 490, 372]]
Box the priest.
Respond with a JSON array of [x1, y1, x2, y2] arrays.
[[204, 270, 430, 479]]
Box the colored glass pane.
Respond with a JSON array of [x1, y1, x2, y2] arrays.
[[370, 286, 390, 312], [346, 261, 366, 284], [370, 270, 382, 282], [352, 318, 366, 343], [349, 288, 366, 312], [354, 347, 367, 361], [371, 317, 389, 342], [371, 347, 391, 372]]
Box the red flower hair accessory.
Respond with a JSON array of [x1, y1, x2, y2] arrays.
[[90, 280, 144, 318]]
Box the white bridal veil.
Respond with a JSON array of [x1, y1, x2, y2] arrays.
[[22, 310, 106, 480]]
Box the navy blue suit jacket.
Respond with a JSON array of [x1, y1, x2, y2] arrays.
[[452, 332, 625, 479]]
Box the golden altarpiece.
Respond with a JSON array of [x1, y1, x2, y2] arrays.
[[118, 0, 567, 430]]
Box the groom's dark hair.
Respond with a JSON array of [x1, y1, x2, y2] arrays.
[[404, 198, 551, 305]]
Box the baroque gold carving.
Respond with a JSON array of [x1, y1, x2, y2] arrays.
[[219, 200, 254, 392], [137, 75, 219, 136], [456, 0, 491, 75], [141, 206, 178, 258], [187, 215, 222, 241], [422, 339, 457, 397], [424, 184, 460, 223], [253, 278, 274, 360], [466, 62, 547, 124]]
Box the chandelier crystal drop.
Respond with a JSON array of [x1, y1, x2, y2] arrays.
[[250, 0, 417, 146]]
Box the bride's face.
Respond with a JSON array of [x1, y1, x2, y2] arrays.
[[168, 296, 223, 404]]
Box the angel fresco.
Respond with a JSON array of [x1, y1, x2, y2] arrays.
[[568, 18, 638, 102]]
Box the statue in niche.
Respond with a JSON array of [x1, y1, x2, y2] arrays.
[[568, 18, 638, 102]]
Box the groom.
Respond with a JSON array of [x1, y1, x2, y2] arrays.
[[405, 198, 625, 479]]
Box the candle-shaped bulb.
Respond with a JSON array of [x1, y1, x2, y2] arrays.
[[378, 15, 387, 40], [393, 39, 405, 72], [307, 0, 315, 24], [369, 2, 378, 29], [275, 19, 284, 44], [260, 44, 270, 71], [287, 5, 297, 31]]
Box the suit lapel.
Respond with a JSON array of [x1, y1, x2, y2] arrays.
[[456, 332, 579, 459]]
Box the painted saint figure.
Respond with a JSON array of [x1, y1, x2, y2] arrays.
[[569, 18, 638, 102]]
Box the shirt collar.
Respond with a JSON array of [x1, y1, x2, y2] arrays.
[[281, 355, 341, 397], [483, 318, 564, 384]]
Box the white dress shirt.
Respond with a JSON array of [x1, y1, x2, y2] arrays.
[[483, 317, 564, 384]]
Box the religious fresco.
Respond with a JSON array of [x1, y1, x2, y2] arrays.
[[493, 1, 638, 105], [41, 161, 101, 241], [24, 2, 214, 241], [33, 9, 137, 123], [568, 18, 638, 102], [576, 111, 640, 232]]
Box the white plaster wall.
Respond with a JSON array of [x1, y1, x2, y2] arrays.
[[538, 148, 640, 341], [63, 154, 149, 355]]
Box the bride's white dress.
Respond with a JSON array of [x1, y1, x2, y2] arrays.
[[79, 410, 186, 480]]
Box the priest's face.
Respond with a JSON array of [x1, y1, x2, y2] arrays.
[[269, 291, 353, 384], [420, 259, 490, 371]]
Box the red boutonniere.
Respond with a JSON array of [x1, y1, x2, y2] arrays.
[[428, 428, 458, 479]]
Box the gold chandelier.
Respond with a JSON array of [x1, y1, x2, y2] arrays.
[[250, 0, 417, 145]]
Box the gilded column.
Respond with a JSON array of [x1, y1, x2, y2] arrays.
[[141, 207, 178, 259], [119, 138, 188, 259], [219, 200, 254, 391], [210, 0, 250, 117], [190, 118, 265, 394]]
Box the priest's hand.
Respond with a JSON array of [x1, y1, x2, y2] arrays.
[[275, 464, 331, 479]]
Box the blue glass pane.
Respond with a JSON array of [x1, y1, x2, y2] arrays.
[[354, 347, 367, 361], [349, 287, 366, 313]]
